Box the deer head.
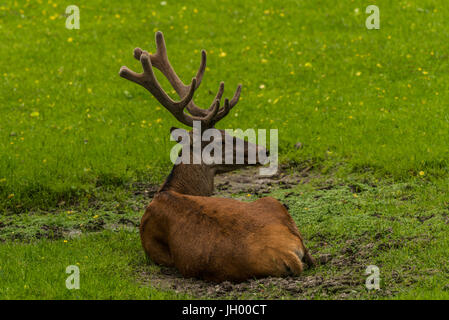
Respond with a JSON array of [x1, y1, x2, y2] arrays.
[[120, 32, 268, 196]]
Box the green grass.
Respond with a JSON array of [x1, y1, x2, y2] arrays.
[[2, 0, 449, 211], [1, 0, 449, 299], [1, 172, 448, 299], [0, 230, 189, 299], [272, 172, 449, 299]]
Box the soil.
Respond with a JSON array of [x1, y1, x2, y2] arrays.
[[139, 241, 395, 299], [214, 165, 313, 198], [140, 257, 364, 299]]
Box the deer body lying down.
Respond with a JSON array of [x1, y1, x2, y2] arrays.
[[120, 32, 314, 282], [141, 165, 314, 282], [142, 193, 308, 282]]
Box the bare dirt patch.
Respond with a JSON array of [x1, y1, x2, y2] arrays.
[[139, 245, 391, 299], [214, 165, 313, 198]]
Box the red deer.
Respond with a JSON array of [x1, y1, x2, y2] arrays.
[[119, 31, 314, 282]]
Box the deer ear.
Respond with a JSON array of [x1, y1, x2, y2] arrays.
[[170, 127, 188, 143]]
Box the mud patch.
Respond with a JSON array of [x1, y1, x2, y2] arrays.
[[214, 165, 313, 198], [37, 224, 66, 239], [138, 219, 429, 299], [139, 245, 393, 300]]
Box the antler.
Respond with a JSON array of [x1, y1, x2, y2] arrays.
[[119, 31, 241, 129]]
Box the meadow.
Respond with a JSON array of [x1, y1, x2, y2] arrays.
[[1, 0, 448, 299]]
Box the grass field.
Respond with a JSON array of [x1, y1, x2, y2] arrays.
[[1, 0, 449, 299]]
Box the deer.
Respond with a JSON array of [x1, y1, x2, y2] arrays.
[[119, 31, 315, 283]]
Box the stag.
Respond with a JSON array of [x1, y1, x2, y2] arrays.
[[119, 31, 314, 282]]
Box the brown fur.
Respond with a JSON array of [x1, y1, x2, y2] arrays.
[[140, 164, 315, 283]]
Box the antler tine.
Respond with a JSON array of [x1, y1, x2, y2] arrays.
[[208, 84, 242, 126], [185, 50, 212, 117], [229, 84, 242, 108], [186, 81, 224, 117], [119, 51, 198, 127], [132, 32, 190, 95], [213, 82, 225, 105], [139, 31, 209, 118], [194, 50, 206, 89], [201, 99, 220, 127], [150, 30, 230, 122], [209, 98, 229, 127]]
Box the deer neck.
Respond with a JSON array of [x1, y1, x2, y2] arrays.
[[158, 163, 215, 196]]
